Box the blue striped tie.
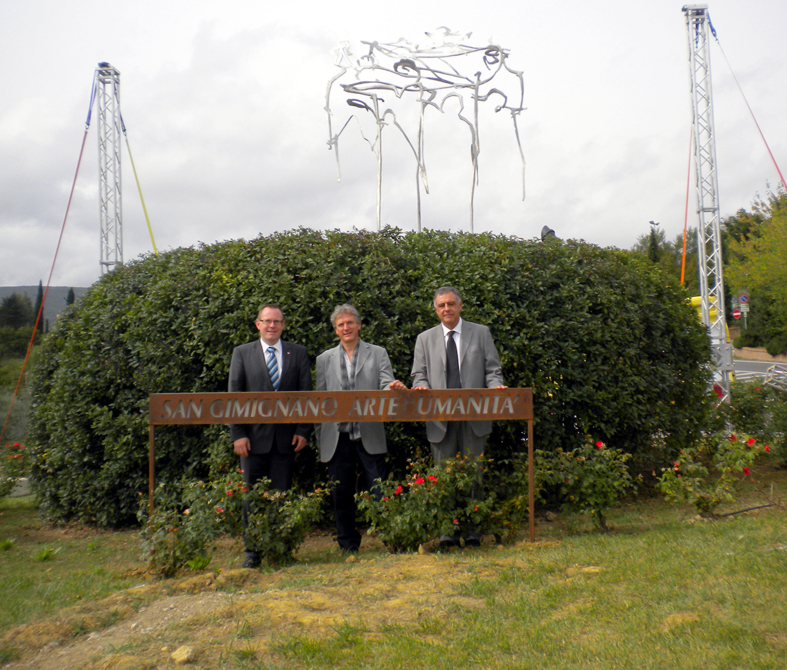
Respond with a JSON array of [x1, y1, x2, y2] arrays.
[[266, 347, 279, 390]]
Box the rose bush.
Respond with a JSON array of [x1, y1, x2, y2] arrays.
[[538, 436, 638, 530], [657, 431, 771, 516], [356, 455, 537, 552], [138, 472, 328, 576]]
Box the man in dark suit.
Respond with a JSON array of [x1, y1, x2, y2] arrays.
[[316, 304, 406, 552], [229, 304, 311, 567], [411, 286, 506, 546]]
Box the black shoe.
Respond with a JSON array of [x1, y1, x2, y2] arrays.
[[463, 530, 482, 547], [438, 535, 460, 549], [340, 546, 359, 554], [242, 555, 261, 568]]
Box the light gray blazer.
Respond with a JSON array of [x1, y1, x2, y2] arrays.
[[411, 319, 504, 443], [315, 339, 396, 462]]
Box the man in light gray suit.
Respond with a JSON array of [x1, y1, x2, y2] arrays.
[[411, 286, 506, 546], [316, 304, 406, 552]]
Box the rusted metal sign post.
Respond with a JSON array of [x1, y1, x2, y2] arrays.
[[149, 388, 536, 541]]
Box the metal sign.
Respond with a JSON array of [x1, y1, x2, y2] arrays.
[[149, 388, 533, 426]]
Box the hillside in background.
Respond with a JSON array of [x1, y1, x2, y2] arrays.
[[0, 286, 89, 330]]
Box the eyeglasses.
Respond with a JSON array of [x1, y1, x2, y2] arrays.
[[257, 319, 284, 326]]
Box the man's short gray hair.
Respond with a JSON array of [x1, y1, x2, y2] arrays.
[[330, 303, 362, 329], [433, 286, 462, 306]]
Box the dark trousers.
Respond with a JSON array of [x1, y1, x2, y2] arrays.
[[240, 446, 295, 559], [240, 448, 294, 493], [327, 433, 387, 551]]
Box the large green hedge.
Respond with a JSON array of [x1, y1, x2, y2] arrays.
[[28, 228, 711, 526]]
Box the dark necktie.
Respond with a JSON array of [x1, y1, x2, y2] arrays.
[[446, 331, 461, 388], [266, 347, 280, 390]]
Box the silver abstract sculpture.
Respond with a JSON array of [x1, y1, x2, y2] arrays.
[[325, 28, 527, 232]]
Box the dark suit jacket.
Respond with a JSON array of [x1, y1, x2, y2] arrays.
[[315, 339, 396, 462], [228, 338, 312, 454], [411, 319, 504, 442]]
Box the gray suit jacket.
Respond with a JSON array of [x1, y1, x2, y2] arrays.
[[228, 339, 312, 454], [315, 339, 396, 462], [411, 319, 504, 442]]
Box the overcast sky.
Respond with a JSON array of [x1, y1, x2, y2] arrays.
[[1, 0, 785, 288]]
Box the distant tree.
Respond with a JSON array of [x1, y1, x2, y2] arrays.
[[647, 226, 662, 263], [633, 227, 667, 260], [725, 190, 787, 353], [0, 294, 35, 329], [632, 226, 700, 297], [33, 280, 44, 333], [66, 288, 75, 306]]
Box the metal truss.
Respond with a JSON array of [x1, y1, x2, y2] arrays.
[[683, 5, 734, 401], [96, 62, 123, 274]]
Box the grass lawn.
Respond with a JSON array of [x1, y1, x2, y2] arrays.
[[0, 469, 785, 669]]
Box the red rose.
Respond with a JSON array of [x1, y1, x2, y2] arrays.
[[764, 445, 771, 452], [743, 467, 750, 476], [729, 434, 737, 442], [414, 477, 425, 484], [394, 485, 403, 495], [595, 441, 604, 449]]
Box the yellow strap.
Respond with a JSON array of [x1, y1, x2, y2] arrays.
[[124, 134, 158, 254]]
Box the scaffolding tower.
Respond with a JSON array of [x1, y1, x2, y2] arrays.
[[683, 5, 734, 402], [96, 62, 123, 274]]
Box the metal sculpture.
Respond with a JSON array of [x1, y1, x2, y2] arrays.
[[325, 28, 526, 232]]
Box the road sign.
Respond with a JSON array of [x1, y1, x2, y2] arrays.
[[733, 309, 742, 319], [740, 293, 749, 304]]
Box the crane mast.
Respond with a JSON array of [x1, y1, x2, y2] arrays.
[[683, 5, 733, 402], [96, 62, 123, 274]]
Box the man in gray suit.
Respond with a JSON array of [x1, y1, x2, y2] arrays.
[[229, 304, 312, 567], [411, 287, 506, 546], [316, 304, 406, 552]]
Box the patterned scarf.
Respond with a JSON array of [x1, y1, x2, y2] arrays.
[[338, 343, 361, 440]]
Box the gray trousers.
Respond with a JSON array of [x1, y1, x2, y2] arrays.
[[429, 421, 487, 465]]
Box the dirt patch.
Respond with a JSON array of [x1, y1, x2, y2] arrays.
[[2, 531, 539, 669]]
